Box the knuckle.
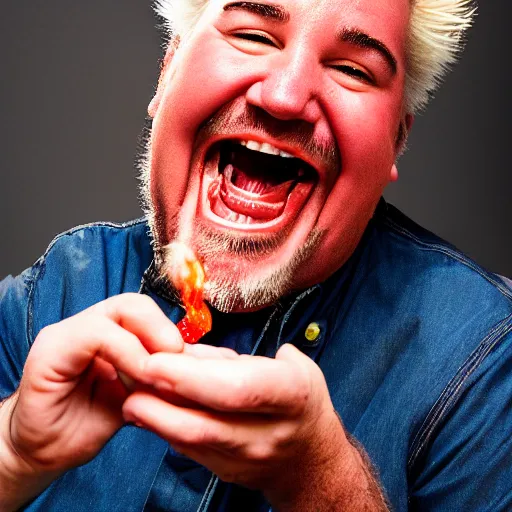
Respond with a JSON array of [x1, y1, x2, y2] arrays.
[[186, 420, 215, 445], [289, 369, 311, 415], [129, 292, 155, 308], [34, 324, 55, 346], [227, 375, 262, 410], [218, 428, 244, 453], [31, 323, 66, 357], [292, 388, 310, 415], [271, 422, 296, 450], [247, 442, 274, 462], [106, 293, 154, 316], [243, 388, 265, 409]]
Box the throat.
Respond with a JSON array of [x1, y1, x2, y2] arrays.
[[208, 164, 294, 222], [203, 140, 317, 226]]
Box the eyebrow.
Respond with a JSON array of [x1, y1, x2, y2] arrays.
[[338, 28, 397, 76], [223, 2, 290, 23]]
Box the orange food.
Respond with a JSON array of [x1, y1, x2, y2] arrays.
[[168, 243, 212, 344]]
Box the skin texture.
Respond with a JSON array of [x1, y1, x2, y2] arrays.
[[1, 0, 413, 509], [149, 0, 410, 307], [0, 294, 184, 510]]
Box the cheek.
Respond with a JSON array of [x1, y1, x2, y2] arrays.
[[324, 88, 400, 206], [329, 93, 398, 205], [150, 35, 263, 227], [330, 92, 399, 170], [302, 90, 401, 278], [166, 36, 262, 130]]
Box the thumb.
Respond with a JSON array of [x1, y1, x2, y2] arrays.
[[276, 343, 328, 397], [275, 343, 311, 365]]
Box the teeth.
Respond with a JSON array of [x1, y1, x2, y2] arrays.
[[237, 139, 295, 159], [246, 140, 261, 151], [260, 143, 280, 156]]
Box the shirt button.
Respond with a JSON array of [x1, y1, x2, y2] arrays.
[[305, 322, 321, 342]]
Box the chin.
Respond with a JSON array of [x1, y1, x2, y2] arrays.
[[189, 218, 325, 313], [147, 101, 339, 312]]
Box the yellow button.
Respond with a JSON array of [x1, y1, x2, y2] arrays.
[[305, 322, 321, 342]]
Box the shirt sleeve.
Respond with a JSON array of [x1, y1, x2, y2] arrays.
[[409, 328, 512, 511], [0, 266, 37, 400]]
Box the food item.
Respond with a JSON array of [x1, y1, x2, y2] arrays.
[[166, 243, 212, 343]]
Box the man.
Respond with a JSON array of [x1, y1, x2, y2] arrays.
[[1, 0, 510, 510]]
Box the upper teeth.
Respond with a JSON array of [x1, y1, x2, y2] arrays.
[[239, 140, 294, 158]]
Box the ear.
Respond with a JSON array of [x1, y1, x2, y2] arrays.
[[394, 113, 414, 155], [390, 113, 414, 181], [148, 36, 181, 118], [404, 113, 414, 133], [389, 164, 399, 182]]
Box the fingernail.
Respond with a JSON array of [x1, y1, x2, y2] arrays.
[[118, 371, 136, 391]]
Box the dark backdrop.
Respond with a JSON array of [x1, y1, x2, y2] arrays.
[[1, 1, 510, 279]]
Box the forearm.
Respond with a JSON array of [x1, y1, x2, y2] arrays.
[[0, 395, 60, 511], [265, 421, 388, 511]]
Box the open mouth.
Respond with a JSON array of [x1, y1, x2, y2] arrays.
[[202, 139, 318, 227]]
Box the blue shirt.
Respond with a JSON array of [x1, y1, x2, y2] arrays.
[[1, 200, 511, 511]]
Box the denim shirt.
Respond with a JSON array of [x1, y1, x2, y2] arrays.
[[1, 200, 511, 511]]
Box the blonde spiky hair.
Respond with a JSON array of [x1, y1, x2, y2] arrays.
[[153, 0, 476, 114], [406, 0, 476, 112]]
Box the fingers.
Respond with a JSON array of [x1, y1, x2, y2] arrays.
[[142, 349, 311, 415], [275, 342, 305, 362], [123, 391, 279, 456], [124, 392, 232, 446], [27, 294, 184, 386], [183, 343, 238, 360], [86, 293, 184, 354], [28, 315, 153, 386]]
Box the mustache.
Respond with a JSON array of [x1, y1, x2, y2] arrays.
[[198, 100, 340, 171]]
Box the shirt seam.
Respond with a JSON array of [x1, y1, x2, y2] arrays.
[[407, 312, 512, 472], [380, 216, 512, 301], [196, 473, 219, 512]]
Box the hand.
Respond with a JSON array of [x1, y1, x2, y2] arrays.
[[0, 293, 183, 509], [122, 343, 370, 509]]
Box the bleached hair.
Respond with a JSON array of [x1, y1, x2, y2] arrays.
[[154, 0, 476, 114], [406, 0, 476, 112]]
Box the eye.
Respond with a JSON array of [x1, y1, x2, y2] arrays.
[[332, 64, 374, 84], [230, 30, 281, 49]]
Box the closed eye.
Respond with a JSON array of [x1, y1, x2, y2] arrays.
[[332, 65, 374, 84], [231, 30, 281, 49]]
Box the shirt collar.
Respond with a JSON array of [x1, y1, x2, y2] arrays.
[[139, 201, 379, 355]]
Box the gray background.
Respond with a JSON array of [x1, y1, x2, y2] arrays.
[[1, 1, 510, 279]]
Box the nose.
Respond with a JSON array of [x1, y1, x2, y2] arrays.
[[245, 48, 322, 124]]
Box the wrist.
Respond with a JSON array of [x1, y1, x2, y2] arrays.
[[0, 395, 61, 511]]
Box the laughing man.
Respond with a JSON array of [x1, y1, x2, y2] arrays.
[[1, 0, 511, 510]]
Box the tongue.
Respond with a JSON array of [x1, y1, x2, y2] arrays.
[[209, 164, 295, 222]]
